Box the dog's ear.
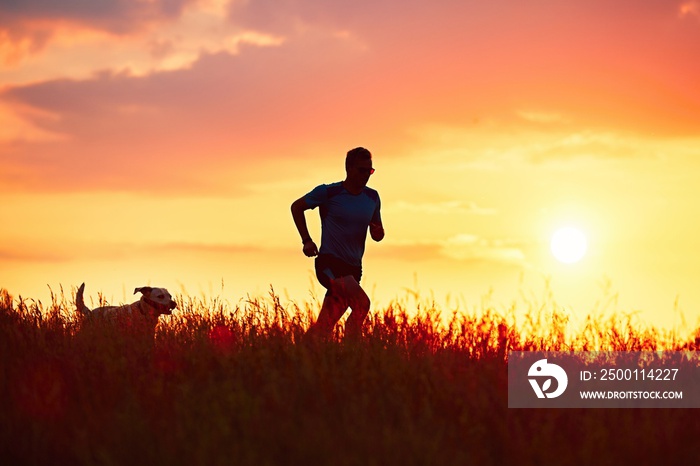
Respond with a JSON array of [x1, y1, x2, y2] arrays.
[[134, 286, 153, 295]]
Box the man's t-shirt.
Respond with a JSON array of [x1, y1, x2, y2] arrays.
[[304, 182, 381, 267]]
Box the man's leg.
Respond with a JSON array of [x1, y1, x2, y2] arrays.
[[306, 291, 347, 340], [334, 275, 370, 340]]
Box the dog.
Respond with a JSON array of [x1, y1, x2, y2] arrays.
[[76, 283, 176, 341]]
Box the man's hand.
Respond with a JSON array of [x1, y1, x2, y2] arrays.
[[369, 222, 384, 241], [303, 240, 319, 257]]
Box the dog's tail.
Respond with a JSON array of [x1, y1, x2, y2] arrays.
[[76, 283, 90, 315]]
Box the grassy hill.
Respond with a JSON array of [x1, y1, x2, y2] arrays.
[[1, 286, 698, 465]]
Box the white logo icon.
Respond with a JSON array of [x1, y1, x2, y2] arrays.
[[528, 359, 568, 398]]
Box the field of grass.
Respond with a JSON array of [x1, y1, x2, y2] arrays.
[[1, 285, 699, 465]]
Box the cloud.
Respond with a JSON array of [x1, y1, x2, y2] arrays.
[[0, 32, 375, 194], [376, 234, 526, 267], [0, 101, 65, 142], [0, 246, 68, 263], [394, 200, 497, 216], [0, 1, 201, 67], [225, 0, 397, 37], [409, 123, 700, 170], [373, 242, 441, 263], [520, 131, 700, 164], [0, 0, 194, 36], [155, 242, 265, 256], [679, 1, 700, 18], [440, 234, 526, 265], [0, 238, 272, 264], [0, 25, 53, 65], [520, 131, 645, 163], [3, 0, 700, 197], [1, 3, 285, 82], [517, 110, 567, 125]]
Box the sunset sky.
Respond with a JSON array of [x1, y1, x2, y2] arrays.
[[2, 0, 700, 329]]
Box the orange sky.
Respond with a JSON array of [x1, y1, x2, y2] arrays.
[[2, 0, 700, 330]]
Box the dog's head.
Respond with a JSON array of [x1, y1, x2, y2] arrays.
[[135, 286, 177, 315]]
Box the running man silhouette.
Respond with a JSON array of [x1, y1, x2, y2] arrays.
[[291, 147, 384, 340]]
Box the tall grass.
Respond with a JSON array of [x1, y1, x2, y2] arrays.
[[1, 285, 698, 465]]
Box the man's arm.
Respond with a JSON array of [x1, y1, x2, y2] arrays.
[[370, 222, 384, 242], [369, 198, 384, 242], [291, 196, 319, 257]]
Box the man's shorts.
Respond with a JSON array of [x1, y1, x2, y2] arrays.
[[314, 254, 362, 290]]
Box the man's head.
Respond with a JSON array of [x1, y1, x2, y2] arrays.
[[345, 147, 374, 187]]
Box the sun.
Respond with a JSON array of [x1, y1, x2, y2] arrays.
[[550, 227, 588, 264]]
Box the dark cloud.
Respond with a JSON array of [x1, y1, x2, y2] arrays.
[[0, 0, 196, 63], [0, 0, 193, 33]]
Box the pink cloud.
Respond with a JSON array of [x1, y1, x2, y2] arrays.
[[2, 0, 700, 195], [0, 34, 389, 194], [679, 1, 700, 18], [0, 0, 197, 63]]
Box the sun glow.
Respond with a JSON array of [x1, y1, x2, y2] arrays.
[[550, 227, 588, 264]]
